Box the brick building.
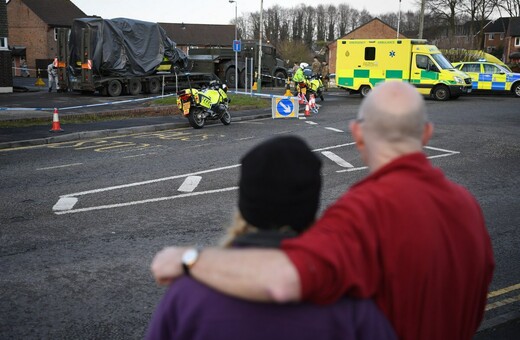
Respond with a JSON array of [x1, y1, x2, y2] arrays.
[[1, 0, 13, 92], [6, 0, 86, 76], [484, 17, 520, 63], [328, 18, 407, 74]]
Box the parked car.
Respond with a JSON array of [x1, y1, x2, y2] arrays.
[[452, 61, 520, 97]]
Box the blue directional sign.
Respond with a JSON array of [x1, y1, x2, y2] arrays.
[[233, 40, 241, 52], [272, 97, 298, 118]]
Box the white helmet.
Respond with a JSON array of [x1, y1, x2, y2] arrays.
[[300, 62, 309, 69]]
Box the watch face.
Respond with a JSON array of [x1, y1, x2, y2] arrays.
[[183, 248, 198, 266]]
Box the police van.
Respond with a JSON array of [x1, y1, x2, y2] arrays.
[[335, 39, 473, 100]]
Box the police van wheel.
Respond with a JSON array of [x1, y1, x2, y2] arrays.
[[432, 85, 450, 101], [360, 85, 371, 97], [512, 82, 520, 97]]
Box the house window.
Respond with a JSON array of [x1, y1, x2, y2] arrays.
[[488, 33, 494, 40], [54, 28, 58, 41], [500, 33, 504, 40], [0, 37, 8, 50], [515, 37, 520, 46]]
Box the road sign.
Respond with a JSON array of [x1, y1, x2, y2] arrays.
[[233, 40, 241, 52], [272, 97, 298, 118]]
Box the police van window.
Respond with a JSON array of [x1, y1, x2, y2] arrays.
[[462, 64, 480, 73], [365, 47, 376, 61]]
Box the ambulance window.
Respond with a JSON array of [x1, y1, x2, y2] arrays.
[[416, 55, 429, 70], [365, 47, 376, 61]]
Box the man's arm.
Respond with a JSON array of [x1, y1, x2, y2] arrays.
[[151, 246, 301, 303]]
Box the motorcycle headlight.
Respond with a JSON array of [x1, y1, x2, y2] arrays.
[[222, 84, 228, 93]]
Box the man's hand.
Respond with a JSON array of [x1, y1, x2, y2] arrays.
[[151, 246, 189, 285]]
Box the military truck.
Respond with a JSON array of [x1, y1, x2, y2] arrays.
[[188, 40, 288, 88], [56, 18, 216, 96]]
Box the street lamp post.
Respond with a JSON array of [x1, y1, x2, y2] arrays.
[[229, 0, 238, 90], [257, 0, 263, 92]]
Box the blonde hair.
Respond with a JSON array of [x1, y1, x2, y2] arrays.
[[220, 212, 259, 247]]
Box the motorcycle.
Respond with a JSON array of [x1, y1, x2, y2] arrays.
[[176, 74, 231, 129]]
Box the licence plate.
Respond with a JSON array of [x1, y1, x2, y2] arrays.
[[183, 102, 190, 115]]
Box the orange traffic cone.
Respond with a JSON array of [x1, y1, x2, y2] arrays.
[[50, 108, 64, 132], [304, 103, 310, 117]]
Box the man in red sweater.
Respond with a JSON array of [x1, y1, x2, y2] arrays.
[[151, 81, 494, 340]]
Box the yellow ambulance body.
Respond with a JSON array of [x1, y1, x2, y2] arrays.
[[336, 39, 473, 100]]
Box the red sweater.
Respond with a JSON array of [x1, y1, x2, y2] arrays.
[[282, 153, 494, 340]]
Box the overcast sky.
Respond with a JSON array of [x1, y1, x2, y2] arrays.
[[70, 0, 417, 25]]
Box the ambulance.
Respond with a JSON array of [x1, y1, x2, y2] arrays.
[[335, 39, 473, 100]]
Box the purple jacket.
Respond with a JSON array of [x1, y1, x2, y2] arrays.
[[146, 276, 396, 340]]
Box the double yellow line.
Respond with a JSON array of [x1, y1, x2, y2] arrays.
[[486, 283, 520, 311]]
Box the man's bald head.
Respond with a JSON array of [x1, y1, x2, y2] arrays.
[[358, 81, 428, 146], [350, 82, 433, 172]]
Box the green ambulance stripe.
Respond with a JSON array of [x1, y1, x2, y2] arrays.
[[339, 69, 404, 86]]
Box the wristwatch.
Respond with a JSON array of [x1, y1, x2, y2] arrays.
[[181, 247, 201, 276]]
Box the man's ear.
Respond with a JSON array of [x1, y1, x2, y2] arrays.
[[421, 122, 434, 146], [350, 120, 365, 151]]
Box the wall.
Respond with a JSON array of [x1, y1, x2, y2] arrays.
[[7, 0, 50, 72], [0, 0, 13, 92]]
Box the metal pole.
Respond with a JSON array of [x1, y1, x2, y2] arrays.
[[244, 57, 248, 93], [234, 2, 238, 90], [419, 0, 425, 39], [229, 0, 238, 90], [257, 0, 263, 92], [397, 0, 402, 39]]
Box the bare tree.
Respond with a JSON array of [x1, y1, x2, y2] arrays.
[[427, 0, 463, 43], [338, 4, 352, 37], [495, 0, 520, 16], [316, 5, 327, 42], [326, 5, 338, 41]]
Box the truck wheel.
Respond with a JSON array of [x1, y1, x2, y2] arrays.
[[220, 111, 231, 125], [432, 85, 450, 101], [107, 80, 122, 97], [145, 78, 161, 94], [512, 82, 520, 97], [225, 68, 237, 88], [274, 71, 286, 87], [128, 79, 142, 95], [360, 85, 371, 97], [188, 108, 205, 129]]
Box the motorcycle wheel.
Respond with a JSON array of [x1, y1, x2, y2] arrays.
[[220, 110, 231, 125], [188, 108, 205, 129]]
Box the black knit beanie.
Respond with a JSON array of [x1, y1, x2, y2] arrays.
[[238, 136, 322, 233]]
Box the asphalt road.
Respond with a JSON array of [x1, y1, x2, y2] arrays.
[[0, 89, 519, 339]]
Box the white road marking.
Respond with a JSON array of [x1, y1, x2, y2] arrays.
[[178, 176, 202, 193], [298, 116, 307, 120], [122, 153, 158, 159], [54, 187, 238, 215], [36, 163, 83, 171], [325, 127, 344, 133], [60, 164, 241, 198], [312, 142, 356, 152], [52, 197, 78, 211], [305, 121, 318, 125], [321, 151, 354, 168]]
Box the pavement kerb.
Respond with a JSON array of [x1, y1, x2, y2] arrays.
[[0, 111, 272, 150]]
